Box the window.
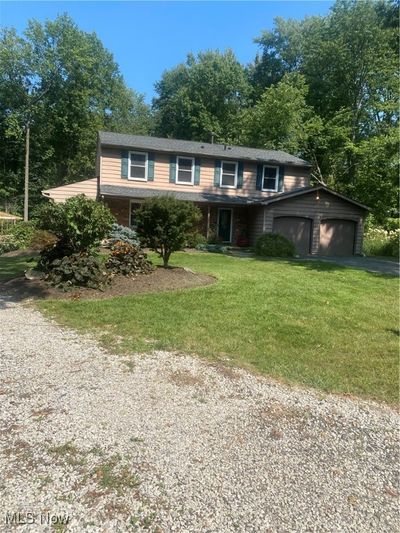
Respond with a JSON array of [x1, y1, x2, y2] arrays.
[[176, 156, 194, 184], [129, 151, 148, 181], [130, 201, 141, 228], [220, 161, 238, 188], [262, 165, 279, 191]]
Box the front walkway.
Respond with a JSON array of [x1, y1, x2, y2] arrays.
[[0, 296, 398, 531]]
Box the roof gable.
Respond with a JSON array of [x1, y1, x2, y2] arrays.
[[261, 185, 370, 211], [98, 131, 311, 168]]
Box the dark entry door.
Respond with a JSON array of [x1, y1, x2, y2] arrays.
[[273, 216, 312, 255], [218, 209, 232, 243]]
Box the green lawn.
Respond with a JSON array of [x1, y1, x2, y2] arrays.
[[0, 253, 37, 281], [33, 252, 398, 403]]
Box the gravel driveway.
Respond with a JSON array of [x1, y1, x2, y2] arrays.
[[1, 296, 398, 532]]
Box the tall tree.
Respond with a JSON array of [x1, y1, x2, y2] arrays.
[[238, 73, 323, 157], [250, 0, 398, 220], [153, 50, 251, 143], [0, 15, 152, 214]]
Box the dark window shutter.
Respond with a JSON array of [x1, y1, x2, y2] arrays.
[[147, 152, 155, 181], [256, 164, 263, 190], [121, 150, 129, 179], [278, 166, 284, 192], [237, 162, 243, 189], [214, 160, 221, 187], [169, 155, 177, 183], [194, 158, 201, 185]]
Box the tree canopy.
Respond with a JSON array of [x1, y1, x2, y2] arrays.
[[153, 50, 251, 143], [1, 1, 398, 224], [0, 14, 152, 213]]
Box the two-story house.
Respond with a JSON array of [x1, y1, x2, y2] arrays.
[[42, 131, 369, 256]]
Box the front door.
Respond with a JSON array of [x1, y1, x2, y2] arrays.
[[218, 208, 232, 243]]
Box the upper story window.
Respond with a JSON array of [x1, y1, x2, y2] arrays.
[[176, 156, 194, 185], [220, 161, 238, 188], [129, 151, 148, 181], [262, 165, 279, 192]]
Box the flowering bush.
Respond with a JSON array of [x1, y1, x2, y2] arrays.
[[363, 227, 399, 258], [105, 241, 153, 276]]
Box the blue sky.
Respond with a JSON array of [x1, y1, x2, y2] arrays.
[[1, 1, 334, 103]]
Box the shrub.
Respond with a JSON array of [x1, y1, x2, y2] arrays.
[[108, 223, 140, 247], [43, 253, 109, 290], [185, 232, 207, 248], [0, 238, 19, 255], [363, 227, 399, 258], [207, 225, 223, 244], [8, 221, 37, 248], [196, 243, 225, 254], [30, 230, 58, 251], [255, 233, 296, 257], [136, 197, 202, 267], [105, 241, 153, 276], [36, 195, 115, 254]]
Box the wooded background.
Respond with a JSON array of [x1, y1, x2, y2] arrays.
[[0, 0, 398, 224]]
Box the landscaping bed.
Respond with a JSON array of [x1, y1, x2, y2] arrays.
[[0, 266, 216, 301]]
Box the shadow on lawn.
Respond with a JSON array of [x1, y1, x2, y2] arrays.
[[252, 256, 397, 278]]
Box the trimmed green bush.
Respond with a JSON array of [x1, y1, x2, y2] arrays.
[[185, 232, 207, 248], [255, 233, 296, 257]]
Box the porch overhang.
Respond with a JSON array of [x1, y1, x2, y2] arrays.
[[100, 184, 260, 205]]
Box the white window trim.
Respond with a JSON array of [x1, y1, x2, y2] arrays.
[[220, 160, 238, 189], [129, 151, 148, 181], [217, 207, 233, 243], [262, 165, 279, 192], [176, 155, 195, 185], [129, 199, 144, 228]]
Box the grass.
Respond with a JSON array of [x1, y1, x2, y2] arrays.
[[31, 252, 399, 403], [0, 253, 37, 281]]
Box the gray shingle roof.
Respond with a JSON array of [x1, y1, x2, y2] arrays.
[[98, 131, 311, 167], [100, 185, 260, 205]]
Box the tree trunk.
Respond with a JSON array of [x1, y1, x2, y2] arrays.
[[24, 121, 30, 222]]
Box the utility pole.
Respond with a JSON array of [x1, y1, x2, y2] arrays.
[[24, 119, 30, 222]]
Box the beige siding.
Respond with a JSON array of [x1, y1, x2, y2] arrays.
[[264, 190, 366, 255], [100, 148, 310, 197], [42, 178, 97, 203]]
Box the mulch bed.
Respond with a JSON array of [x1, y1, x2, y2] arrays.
[[0, 267, 216, 302]]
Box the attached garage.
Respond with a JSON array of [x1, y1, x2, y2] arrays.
[[319, 219, 356, 256], [273, 216, 312, 255], [260, 186, 370, 256]]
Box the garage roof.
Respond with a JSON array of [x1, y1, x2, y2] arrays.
[[260, 186, 370, 211]]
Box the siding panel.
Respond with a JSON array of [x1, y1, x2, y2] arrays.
[[42, 178, 97, 203], [100, 148, 310, 197]]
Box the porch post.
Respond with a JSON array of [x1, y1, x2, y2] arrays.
[[206, 204, 211, 239]]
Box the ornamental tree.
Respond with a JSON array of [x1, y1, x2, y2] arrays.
[[135, 197, 201, 267]]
